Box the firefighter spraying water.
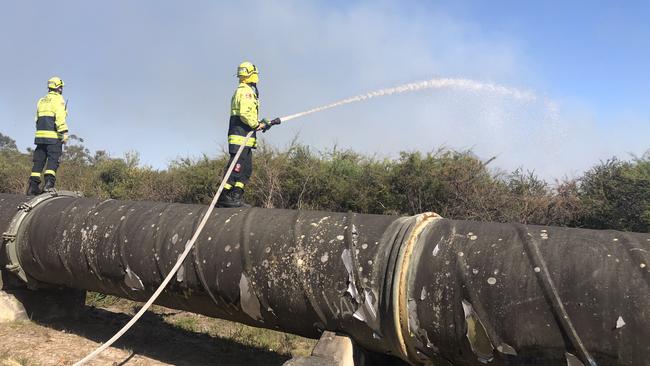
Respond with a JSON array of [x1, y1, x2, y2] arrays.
[[215, 62, 546, 208], [216, 62, 281, 208]]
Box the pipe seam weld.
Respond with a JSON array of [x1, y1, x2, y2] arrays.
[[518, 225, 597, 366], [392, 212, 442, 364]]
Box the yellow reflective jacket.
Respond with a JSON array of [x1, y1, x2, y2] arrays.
[[228, 83, 259, 153], [34, 91, 68, 145]]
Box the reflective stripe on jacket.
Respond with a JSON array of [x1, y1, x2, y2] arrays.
[[34, 91, 68, 145], [228, 83, 259, 152]]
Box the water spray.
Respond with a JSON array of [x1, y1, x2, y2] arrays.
[[279, 77, 538, 122]]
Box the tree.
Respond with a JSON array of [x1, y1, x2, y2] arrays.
[[578, 158, 650, 232], [0, 133, 18, 152]]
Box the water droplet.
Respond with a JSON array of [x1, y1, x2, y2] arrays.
[[487, 277, 497, 285]]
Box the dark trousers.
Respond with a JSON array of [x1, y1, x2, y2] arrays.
[[30, 143, 62, 183], [224, 147, 253, 188]]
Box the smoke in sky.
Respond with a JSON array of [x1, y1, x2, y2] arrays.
[[0, 0, 647, 180]]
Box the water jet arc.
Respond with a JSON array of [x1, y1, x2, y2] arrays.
[[280, 77, 539, 123]]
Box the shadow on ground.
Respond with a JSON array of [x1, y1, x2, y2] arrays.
[[37, 306, 291, 366]]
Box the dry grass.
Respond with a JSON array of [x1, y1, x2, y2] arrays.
[[0, 294, 316, 366], [84, 293, 316, 359]]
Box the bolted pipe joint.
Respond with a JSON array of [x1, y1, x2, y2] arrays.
[[1, 191, 83, 287]]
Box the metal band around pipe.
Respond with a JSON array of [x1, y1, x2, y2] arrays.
[[2, 190, 82, 285], [392, 212, 442, 363]]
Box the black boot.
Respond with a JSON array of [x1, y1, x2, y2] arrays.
[[216, 189, 238, 208], [216, 187, 250, 208], [230, 187, 251, 208], [26, 177, 42, 196], [43, 174, 56, 192]]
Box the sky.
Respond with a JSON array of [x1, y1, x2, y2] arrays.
[[1, 0, 648, 180]]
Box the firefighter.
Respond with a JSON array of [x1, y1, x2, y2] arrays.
[[26, 76, 69, 195], [216, 61, 280, 207]]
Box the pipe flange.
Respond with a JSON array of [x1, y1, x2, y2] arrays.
[[2, 190, 82, 285]]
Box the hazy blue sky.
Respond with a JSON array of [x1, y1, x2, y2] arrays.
[[1, 0, 648, 179]]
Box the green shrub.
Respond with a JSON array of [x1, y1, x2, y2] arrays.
[[0, 132, 647, 232]]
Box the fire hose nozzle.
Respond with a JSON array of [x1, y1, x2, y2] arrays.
[[263, 118, 281, 133]]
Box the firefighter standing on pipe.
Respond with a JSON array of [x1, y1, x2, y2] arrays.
[[216, 61, 280, 207], [26, 77, 69, 195]]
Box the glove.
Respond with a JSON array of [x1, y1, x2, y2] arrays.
[[61, 133, 69, 144], [256, 118, 269, 131], [262, 118, 281, 133]]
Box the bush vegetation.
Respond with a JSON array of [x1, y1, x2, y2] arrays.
[[1, 132, 648, 232]]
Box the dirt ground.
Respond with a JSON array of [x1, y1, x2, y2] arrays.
[[0, 299, 316, 366]]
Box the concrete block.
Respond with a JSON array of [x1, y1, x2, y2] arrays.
[[0, 286, 85, 322], [283, 331, 358, 366], [0, 290, 28, 322]]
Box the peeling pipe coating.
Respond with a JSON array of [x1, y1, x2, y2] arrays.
[[1, 193, 649, 366]]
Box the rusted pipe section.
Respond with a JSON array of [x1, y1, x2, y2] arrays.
[[0, 192, 648, 365]]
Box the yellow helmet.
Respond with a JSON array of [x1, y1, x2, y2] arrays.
[[47, 76, 64, 89], [237, 61, 259, 84], [237, 62, 258, 78]]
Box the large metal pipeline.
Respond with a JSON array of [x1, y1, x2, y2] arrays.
[[0, 192, 648, 366]]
